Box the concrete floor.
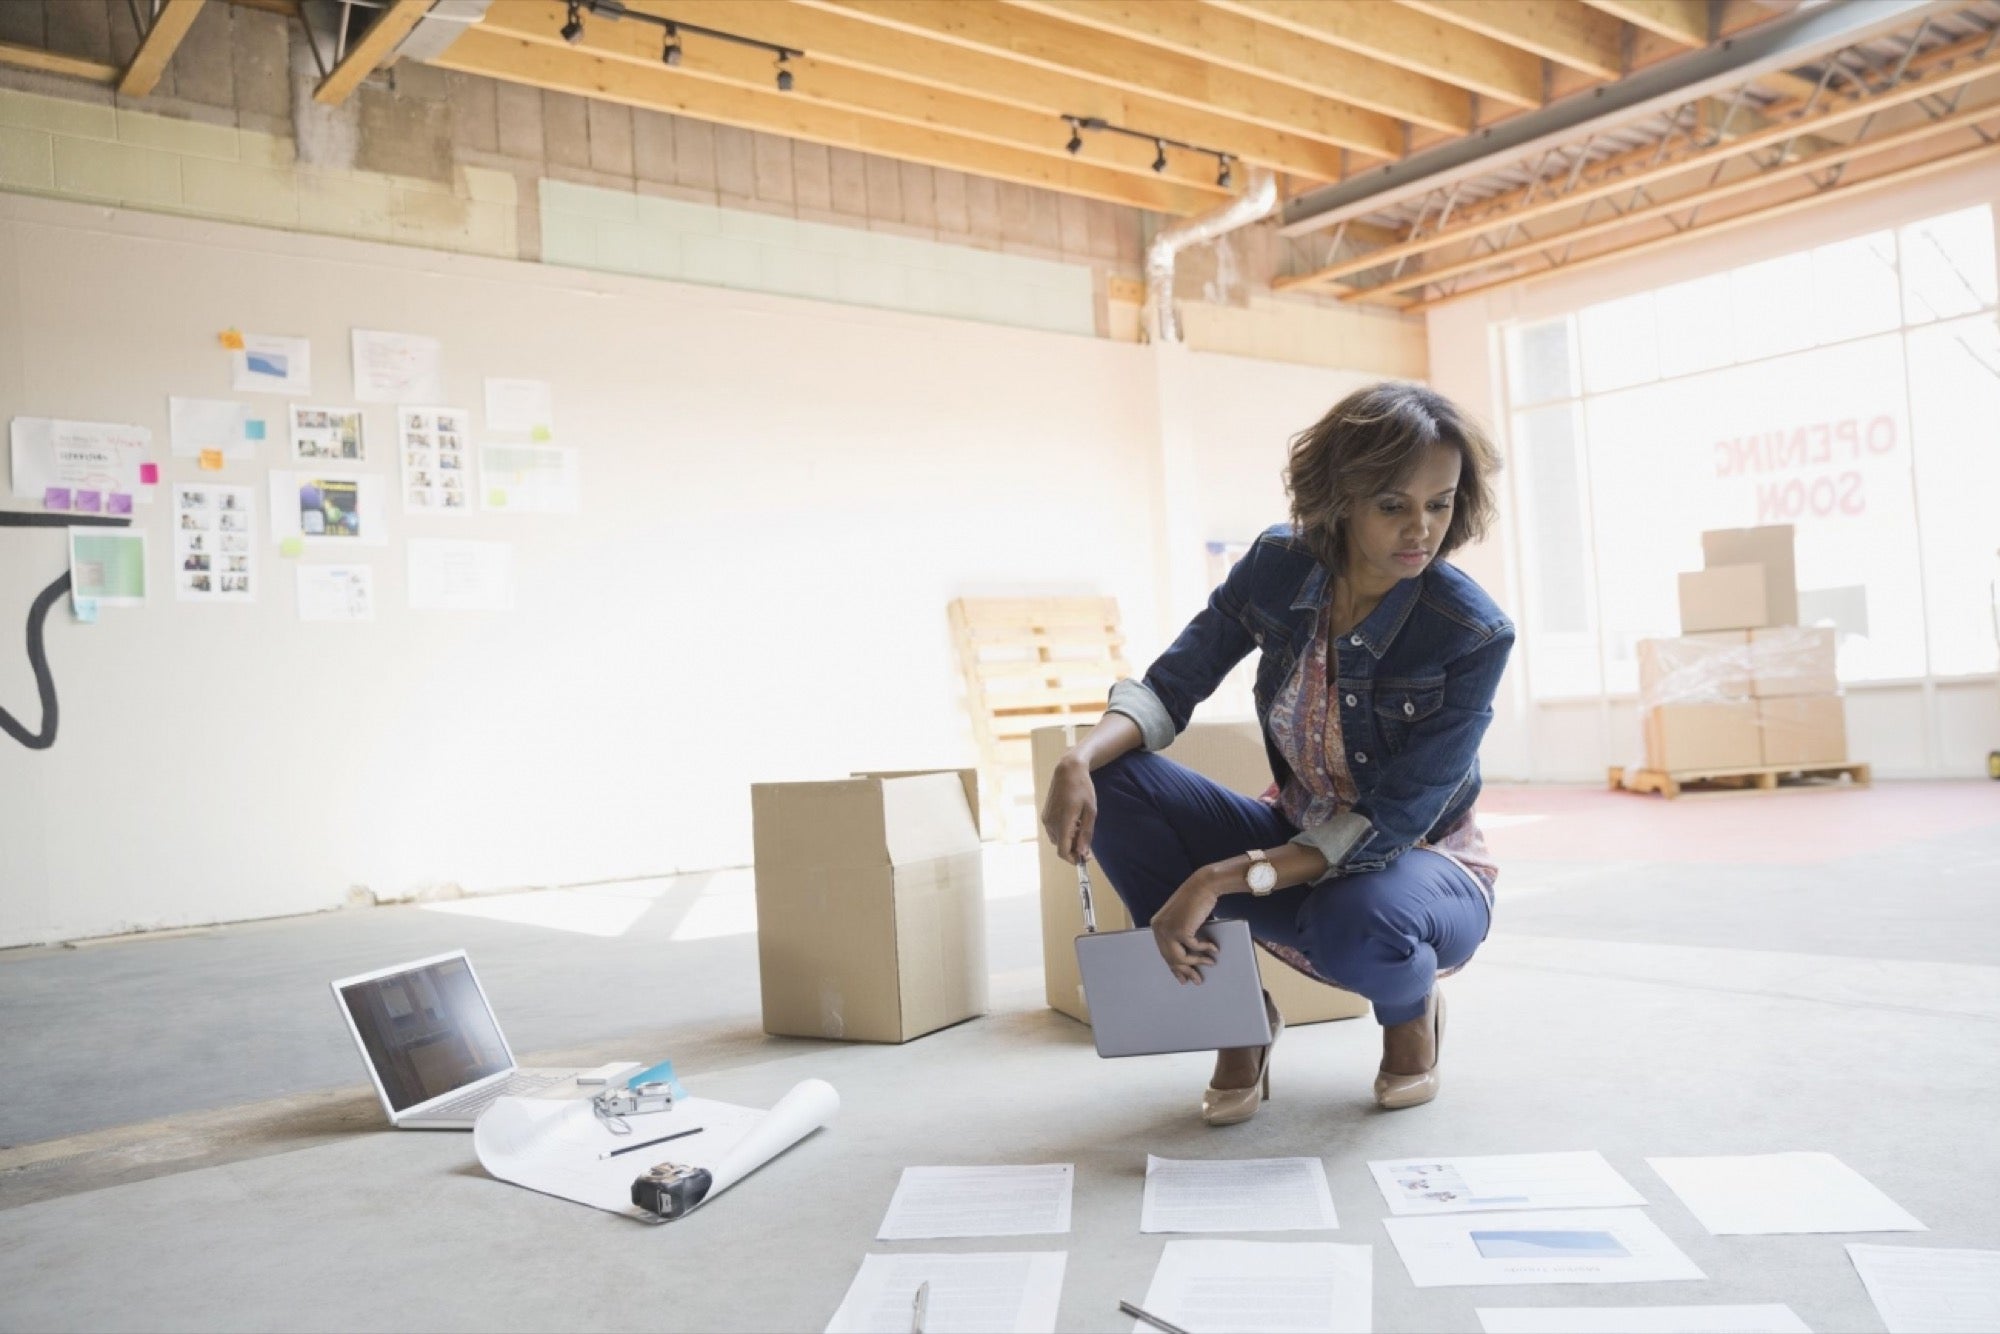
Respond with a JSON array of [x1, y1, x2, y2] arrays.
[[1, 781, 1996, 1333]]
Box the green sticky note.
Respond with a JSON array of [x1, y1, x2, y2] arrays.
[[487, 488, 508, 508], [530, 424, 552, 442], [280, 536, 304, 558]]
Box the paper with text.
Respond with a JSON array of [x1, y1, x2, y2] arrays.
[[824, 1253, 1066, 1334], [1371, 1152, 1646, 1215], [1476, 1305, 1809, 1333], [1848, 1244, 2000, 1333], [876, 1165, 1073, 1241], [1143, 1156, 1338, 1233], [1134, 1240, 1371, 1334], [1385, 1208, 1703, 1288]]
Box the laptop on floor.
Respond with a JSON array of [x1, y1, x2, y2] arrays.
[[331, 950, 603, 1130]]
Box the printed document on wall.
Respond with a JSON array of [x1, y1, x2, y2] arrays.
[[1847, 1245, 2000, 1334], [1385, 1209, 1703, 1287], [268, 471, 390, 548], [352, 330, 443, 403], [407, 539, 511, 612], [233, 333, 311, 395], [1134, 1241, 1371, 1334], [173, 484, 256, 602], [169, 398, 255, 460], [1370, 1152, 1646, 1215], [480, 443, 579, 512], [290, 405, 367, 462], [484, 377, 554, 435], [398, 406, 472, 512], [297, 565, 374, 622], [825, 1253, 1066, 1334], [12, 418, 150, 501], [68, 528, 147, 608]]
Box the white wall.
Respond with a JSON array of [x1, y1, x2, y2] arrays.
[[0, 193, 1398, 947], [1427, 156, 2000, 781]]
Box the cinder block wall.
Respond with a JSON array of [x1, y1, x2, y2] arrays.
[[0, 0, 1426, 377]]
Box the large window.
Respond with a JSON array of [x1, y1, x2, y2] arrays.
[[1504, 205, 2000, 699]]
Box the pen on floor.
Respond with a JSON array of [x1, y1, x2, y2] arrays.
[[600, 1126, 704, 1159], [1119, 1299, 1190, 1334], [910, 1280, 929, 1334]]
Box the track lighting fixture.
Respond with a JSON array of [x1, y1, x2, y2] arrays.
[[1065, 117, 1083, 155], [775, 53, 793, 92], [562, 6, 804, 87], [663, 22, 681, 65], [560, 0, 583, 44], [1061, 114, 1235, 187], [1152, 140, 1167, 174]]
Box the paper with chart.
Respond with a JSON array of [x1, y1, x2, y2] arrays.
[[877, 1165, 1073, 1240], [407, 539, 511, 611], [296, 565, 373, 621], [233, 333, 311, 395], [290, 405, 366, 462], [1371, 1152, 1646, 1215], [480, 443, 579, 512], [484, 376, 554, 435], [1143, 1156, 1338, 1233], [1648, 1153, 1925, 1235], [1385, 1208, 1703, 1287], [352, 330, 443, 403], [68, 528, 147, 608], [169, 397, 256, 460], [474, 1079, 839, 1222], [824, 1253, 1066, 1334], [1476, 1306, 1810, 1334], [398, 406, 471, 512], [1847, 1244, 2000, 1333], [268, 471, 390, 547], [173, 484, 256, 602], [1134, 1241, 1371, 1334], [12, 418, 150, 502]]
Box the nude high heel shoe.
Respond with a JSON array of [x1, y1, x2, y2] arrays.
[[1374, 990, 1445, 1110], [1201, 991, 1283, 1127]]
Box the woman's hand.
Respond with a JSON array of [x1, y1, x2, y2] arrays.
[[1041, 753, 1097, 864], [1152, 868, 1224, 984]]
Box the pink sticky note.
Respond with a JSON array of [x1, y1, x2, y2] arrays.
[[74, 490, 103, 514], [107, 492, 133, 515], [43, 487, 72, 511], [140, 462, 160, 485]]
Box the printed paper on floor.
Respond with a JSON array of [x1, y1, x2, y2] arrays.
[[1143, 1156, 1338, 1233], [876, 1165, 1073, 1241], [1371, 1152, 1646, 1215], [1847, 1244, 2000, 1333], [824, 1253, 1066, 1334], [1385, 1209, 1704, 1288], [1477, 1305, 1811, 1333], [1133, 1240, 1371, 1334], [1648, 1153, 1925, 1235]]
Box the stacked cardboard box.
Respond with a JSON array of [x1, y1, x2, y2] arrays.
[[750, 768, 987, 1043], [1642, 524, 1847, 772], [1032, 722, 1370, 1028]]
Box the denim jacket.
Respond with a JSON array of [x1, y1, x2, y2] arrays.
[[1108, 523, 1514, 881]]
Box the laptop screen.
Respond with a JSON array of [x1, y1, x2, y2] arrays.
[[337, 955, 512, 1112]]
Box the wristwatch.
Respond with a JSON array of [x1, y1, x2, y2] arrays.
[[1245, 848, 1278, 896]]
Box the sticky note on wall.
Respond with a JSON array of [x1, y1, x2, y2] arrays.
[[200, 449, 224, 471], [43, 487, 71, 511]]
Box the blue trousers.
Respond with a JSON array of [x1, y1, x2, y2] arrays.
[[1089, 750, 1492, 1027]]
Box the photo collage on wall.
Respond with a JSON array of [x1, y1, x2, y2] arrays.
[[399, 406, 470, 513], [290, 405, 366, 461], [174, 483, 256, 602]]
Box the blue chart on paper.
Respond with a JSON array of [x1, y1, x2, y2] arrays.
[[247, 352, 287, 377], [1471, 1230, 1631, 1260]]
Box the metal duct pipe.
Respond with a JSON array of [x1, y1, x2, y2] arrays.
[[1145, 168, 1278, 344]]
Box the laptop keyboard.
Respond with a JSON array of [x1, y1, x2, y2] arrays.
[[414, 1069, 568, 1121]]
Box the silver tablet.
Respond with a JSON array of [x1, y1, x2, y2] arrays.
[[1075, 919, 1274, 1058]]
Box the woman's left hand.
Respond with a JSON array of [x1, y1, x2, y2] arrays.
[[1151, 868, 1224, 984]]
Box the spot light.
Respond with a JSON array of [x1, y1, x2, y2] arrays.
[[1066, 119, 1083, 155], [561, 1, 583, 44], [663, 23, 681, 65], [775, 52, 793, 92], [1217, 156, 1233, 188], [1152, 139, 1167, 174]]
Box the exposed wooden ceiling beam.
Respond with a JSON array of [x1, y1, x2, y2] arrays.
[[1414, 130, 2000, 311], [805, 0, 1405, 158], [1210, 0, 1544, 108], [605, 1, 1349, 183], [315, 0, 433, 106], [0, 40, 120, 85], [1398, 0, 1624, 81], [1583, 0, 1711, 47], [479, 1, 1233, 194], [1009, 0, 1473, 131], [120, 0, 206, 97], [432, 27, 1228, 214]]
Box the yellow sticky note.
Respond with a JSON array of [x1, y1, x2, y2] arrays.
[[487, 488, 507, 508], [219, 328, 245, 350], [280, 536, 304, 558], [199, 448, 224, 471], [530, 425, 552, 442]]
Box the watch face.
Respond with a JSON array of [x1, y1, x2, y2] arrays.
[[1248, 861, 1278, 893]]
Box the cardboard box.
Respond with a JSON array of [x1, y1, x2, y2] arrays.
[[1701, 524, 1799, 628], [1637, 632, 1751, 706], [750, 769, 986, 1043], [1758, 694, 1848, 767], [1032, 722, 1370, 1028], [1643, 701, 1763, 772], [1678, 564, 1772, 634], [1749, 626, 1838, 698]]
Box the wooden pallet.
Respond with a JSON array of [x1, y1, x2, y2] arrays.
[[1608, 761, 1872, 798], [949, 597, 1131, 839]]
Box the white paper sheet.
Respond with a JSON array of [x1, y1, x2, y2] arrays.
[[474, 1078, 838, 1221], [877, 1165, 1073, 1241], [1476, 1305, 1810, 1333], [397, 406, 472, 513], [1848, 1244, 2000, 1333], [1385, 1209, 1704, 1288], [480, 443, 579, 512], [267, 471, 390, 547], [352, 329, 443, 403], [1133, 1240, 1371, 1334], [290, 404, 367, 462], [11, 417, 150, 500], [297, 565, 374, 621], [825, 1253, 1067, 1334], [484, 376, 554, 434], [168, 397, 254, 459], [407, 539, 511, 611], [1648, 1153, 1925, 1235], [1371, 1153, 1646, 1215], [1143, 1155, 1338, 1233], [233, 333, 311, 395], [172, 484, 256, 602]]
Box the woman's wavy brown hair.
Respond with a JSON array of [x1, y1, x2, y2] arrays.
[[1284, 381, 1501, 574]]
